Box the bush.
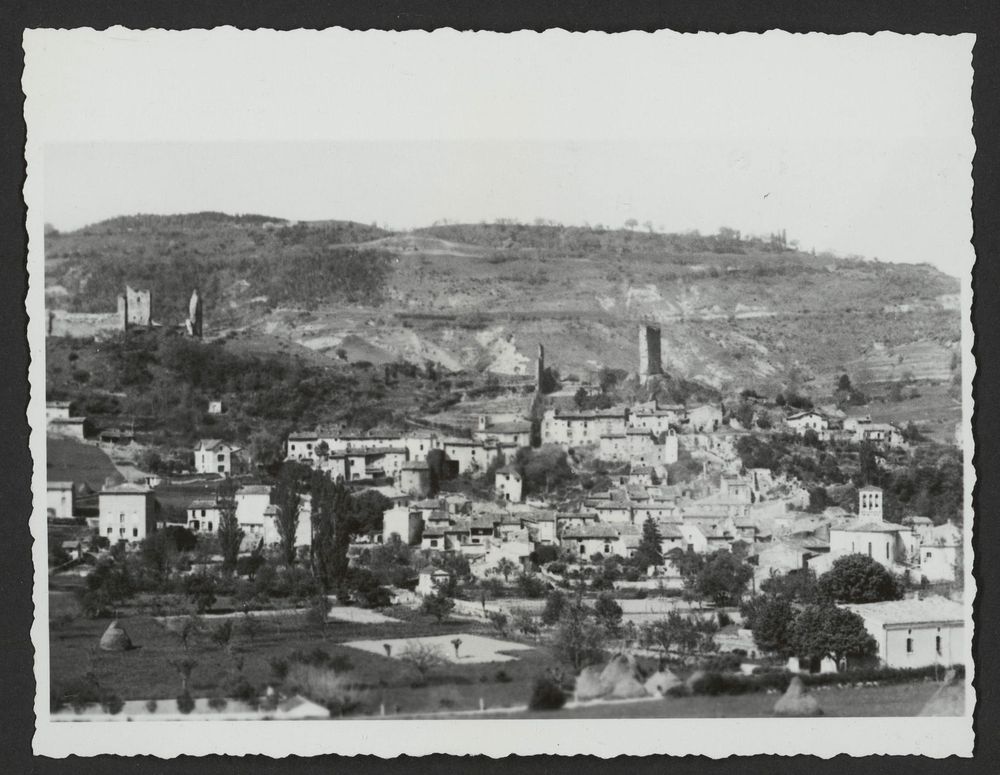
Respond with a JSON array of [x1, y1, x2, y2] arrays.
[[207, 696, 228, 711], [495, 669, 512, 683], [665, 684, 691, 699], [176, 692, 196, 714], [528, 677, 567, 710], [699, 652, 743, 673]]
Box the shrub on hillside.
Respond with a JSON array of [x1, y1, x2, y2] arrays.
[[528, 676, 567, 711]]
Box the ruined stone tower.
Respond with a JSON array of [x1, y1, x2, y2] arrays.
[[639, 325, 662, 380], [535, 343, 545, 393], [122, 286, 152, 329], [186, 289, 203, 338]]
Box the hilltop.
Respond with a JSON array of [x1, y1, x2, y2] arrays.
[[45, 213, 961, 395]]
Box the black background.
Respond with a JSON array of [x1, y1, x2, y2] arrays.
[[2, 1, 997, 772]]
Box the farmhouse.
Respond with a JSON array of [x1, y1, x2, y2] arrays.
[[495, 465, 523, 503], [561, 523, 625, 559], [786, 410, 829, 437], [842, 596, 964, 669], [382, 505, 423, 545], [186, 498, 222, 534], [46, 400, 73, 422], [686, 403, 722, 433], [99, 482, 157, 543], [49, 416, 87, 440], [193, 439, 243, 475], [235, 484, 272, 540]]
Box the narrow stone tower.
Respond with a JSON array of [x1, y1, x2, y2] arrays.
[[186, 289, 203, 338], [639, 325, 662, 380], [535, 343, 545, 393]]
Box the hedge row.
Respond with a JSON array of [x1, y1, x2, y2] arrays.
[[684, 664, 964, 697]]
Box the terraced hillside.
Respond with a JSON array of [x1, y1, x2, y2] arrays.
[[45, 214, 961, 395]]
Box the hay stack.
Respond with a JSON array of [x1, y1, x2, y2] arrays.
[[574, 665, 608, 701], [644, 669, 682, 697], [773, 676, 822, 717], [599, 654, 649, 699], [99, 620, 133, 652]]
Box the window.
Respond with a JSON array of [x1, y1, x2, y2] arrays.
[[926, 551, 933, 559], [192, 520, 199, 531], [886, 543, 890, 559], [107, 527, 112, 535], [430, 539, 438, 548], [133, 528, 138, 538], [579, 544, 585, 555], [868, 542, 872, 557], [218, 465, 225, 473], [201, 509, 207, 517], [218, 453, 225, 462], [936, 635, 942, 656], [120, 514, 125, 523], [207, 522, 212, 532], [119, 528, 125, 537], [906, 637, 914, 654], [604, 543, 611, 554]]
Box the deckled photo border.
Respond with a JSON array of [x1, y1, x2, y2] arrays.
[[22, 27, 977, 758]]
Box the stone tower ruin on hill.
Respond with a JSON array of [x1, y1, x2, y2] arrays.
[[639, 324, 662, 381], [186, 289, 203, 337], [535, 343, 545, 393], [117, 286, 152, 331]]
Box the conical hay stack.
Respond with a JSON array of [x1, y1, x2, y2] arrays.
[[599, 653, 649, 699], [773, 675, 822, 717], [574, 665, 609, 701], [644, 669, 682, 697], [99, 619, 133, 652]]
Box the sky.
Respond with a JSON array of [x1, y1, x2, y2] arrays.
[[28, 28, 975, 275]]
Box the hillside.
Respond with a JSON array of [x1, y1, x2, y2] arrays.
[[44, 214, 961, 395]]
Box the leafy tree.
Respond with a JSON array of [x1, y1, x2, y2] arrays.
[[632, 516, 663, 571], [837, 374, 852, 392], [515, 572, 547, 599], [513, 445, 575, 495], [593, 593, 623, 635], [210, 620, 235, 653], [274, 474, 302, 566], [641, 610, 718, 657], [420, 591, 455, 623], [552, 600, 607, 671], [791, 604, 877, 665], [742, 595, 796, 656], [185, 572, 218, 613], [538, 366, 561, 395], [168, 657, 198, 694], [215, 480, 243, 573], [495, 557, 517, 582], [694, 550, 753, 606], [573, 387, 588, 409], [817, 554, 904, 604], [311, 476, 355, 591], [487, 610, 509, 636], [541, 589, 568, 626], [759, 568, 819, 604]]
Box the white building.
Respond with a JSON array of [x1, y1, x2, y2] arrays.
[[382, 505, 423, 545], [842, 597, 964, 669], [495, 465, 523, 503], [235, 484, 272, 540], [186, 498, 222, 534], [828, 522, 914, 568], [99, 483, 156, 543], [473, 416, 532, 448], [194, 439, 243, 475], [686, 403, 723, 433], [919, 521, 962, 582], [541, 407, 629, 448], [786, 410, 829, 437], [47, 481, 74, 520], [46, 400, 72, 422], [286, 431, 318, 462]]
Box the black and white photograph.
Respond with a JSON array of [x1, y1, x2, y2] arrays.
[[24, 28, 975, 757]]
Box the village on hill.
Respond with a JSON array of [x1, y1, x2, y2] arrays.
[[45, 285, 966, 721]]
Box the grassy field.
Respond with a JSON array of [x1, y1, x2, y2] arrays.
[[46, 436, 118, 489], [477, 682, 959, 719], [48, 601, 556, 715]]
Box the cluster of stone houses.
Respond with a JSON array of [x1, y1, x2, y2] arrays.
[[785, 410, 905, 448]]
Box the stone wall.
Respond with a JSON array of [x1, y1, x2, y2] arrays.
[[47, 310, 121, 339]]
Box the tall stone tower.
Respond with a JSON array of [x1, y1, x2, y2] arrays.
[[535, 343, 545, 393], [186, 289, 203, 338], [858, 486, 883, 521], [639, 325, 662, 380], [124, 286, 152, 328]]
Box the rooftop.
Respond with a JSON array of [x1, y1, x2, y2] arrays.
[[833, 521, 909, 533], [100, 482, 151, 495], [842, 596, 964, 626]]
